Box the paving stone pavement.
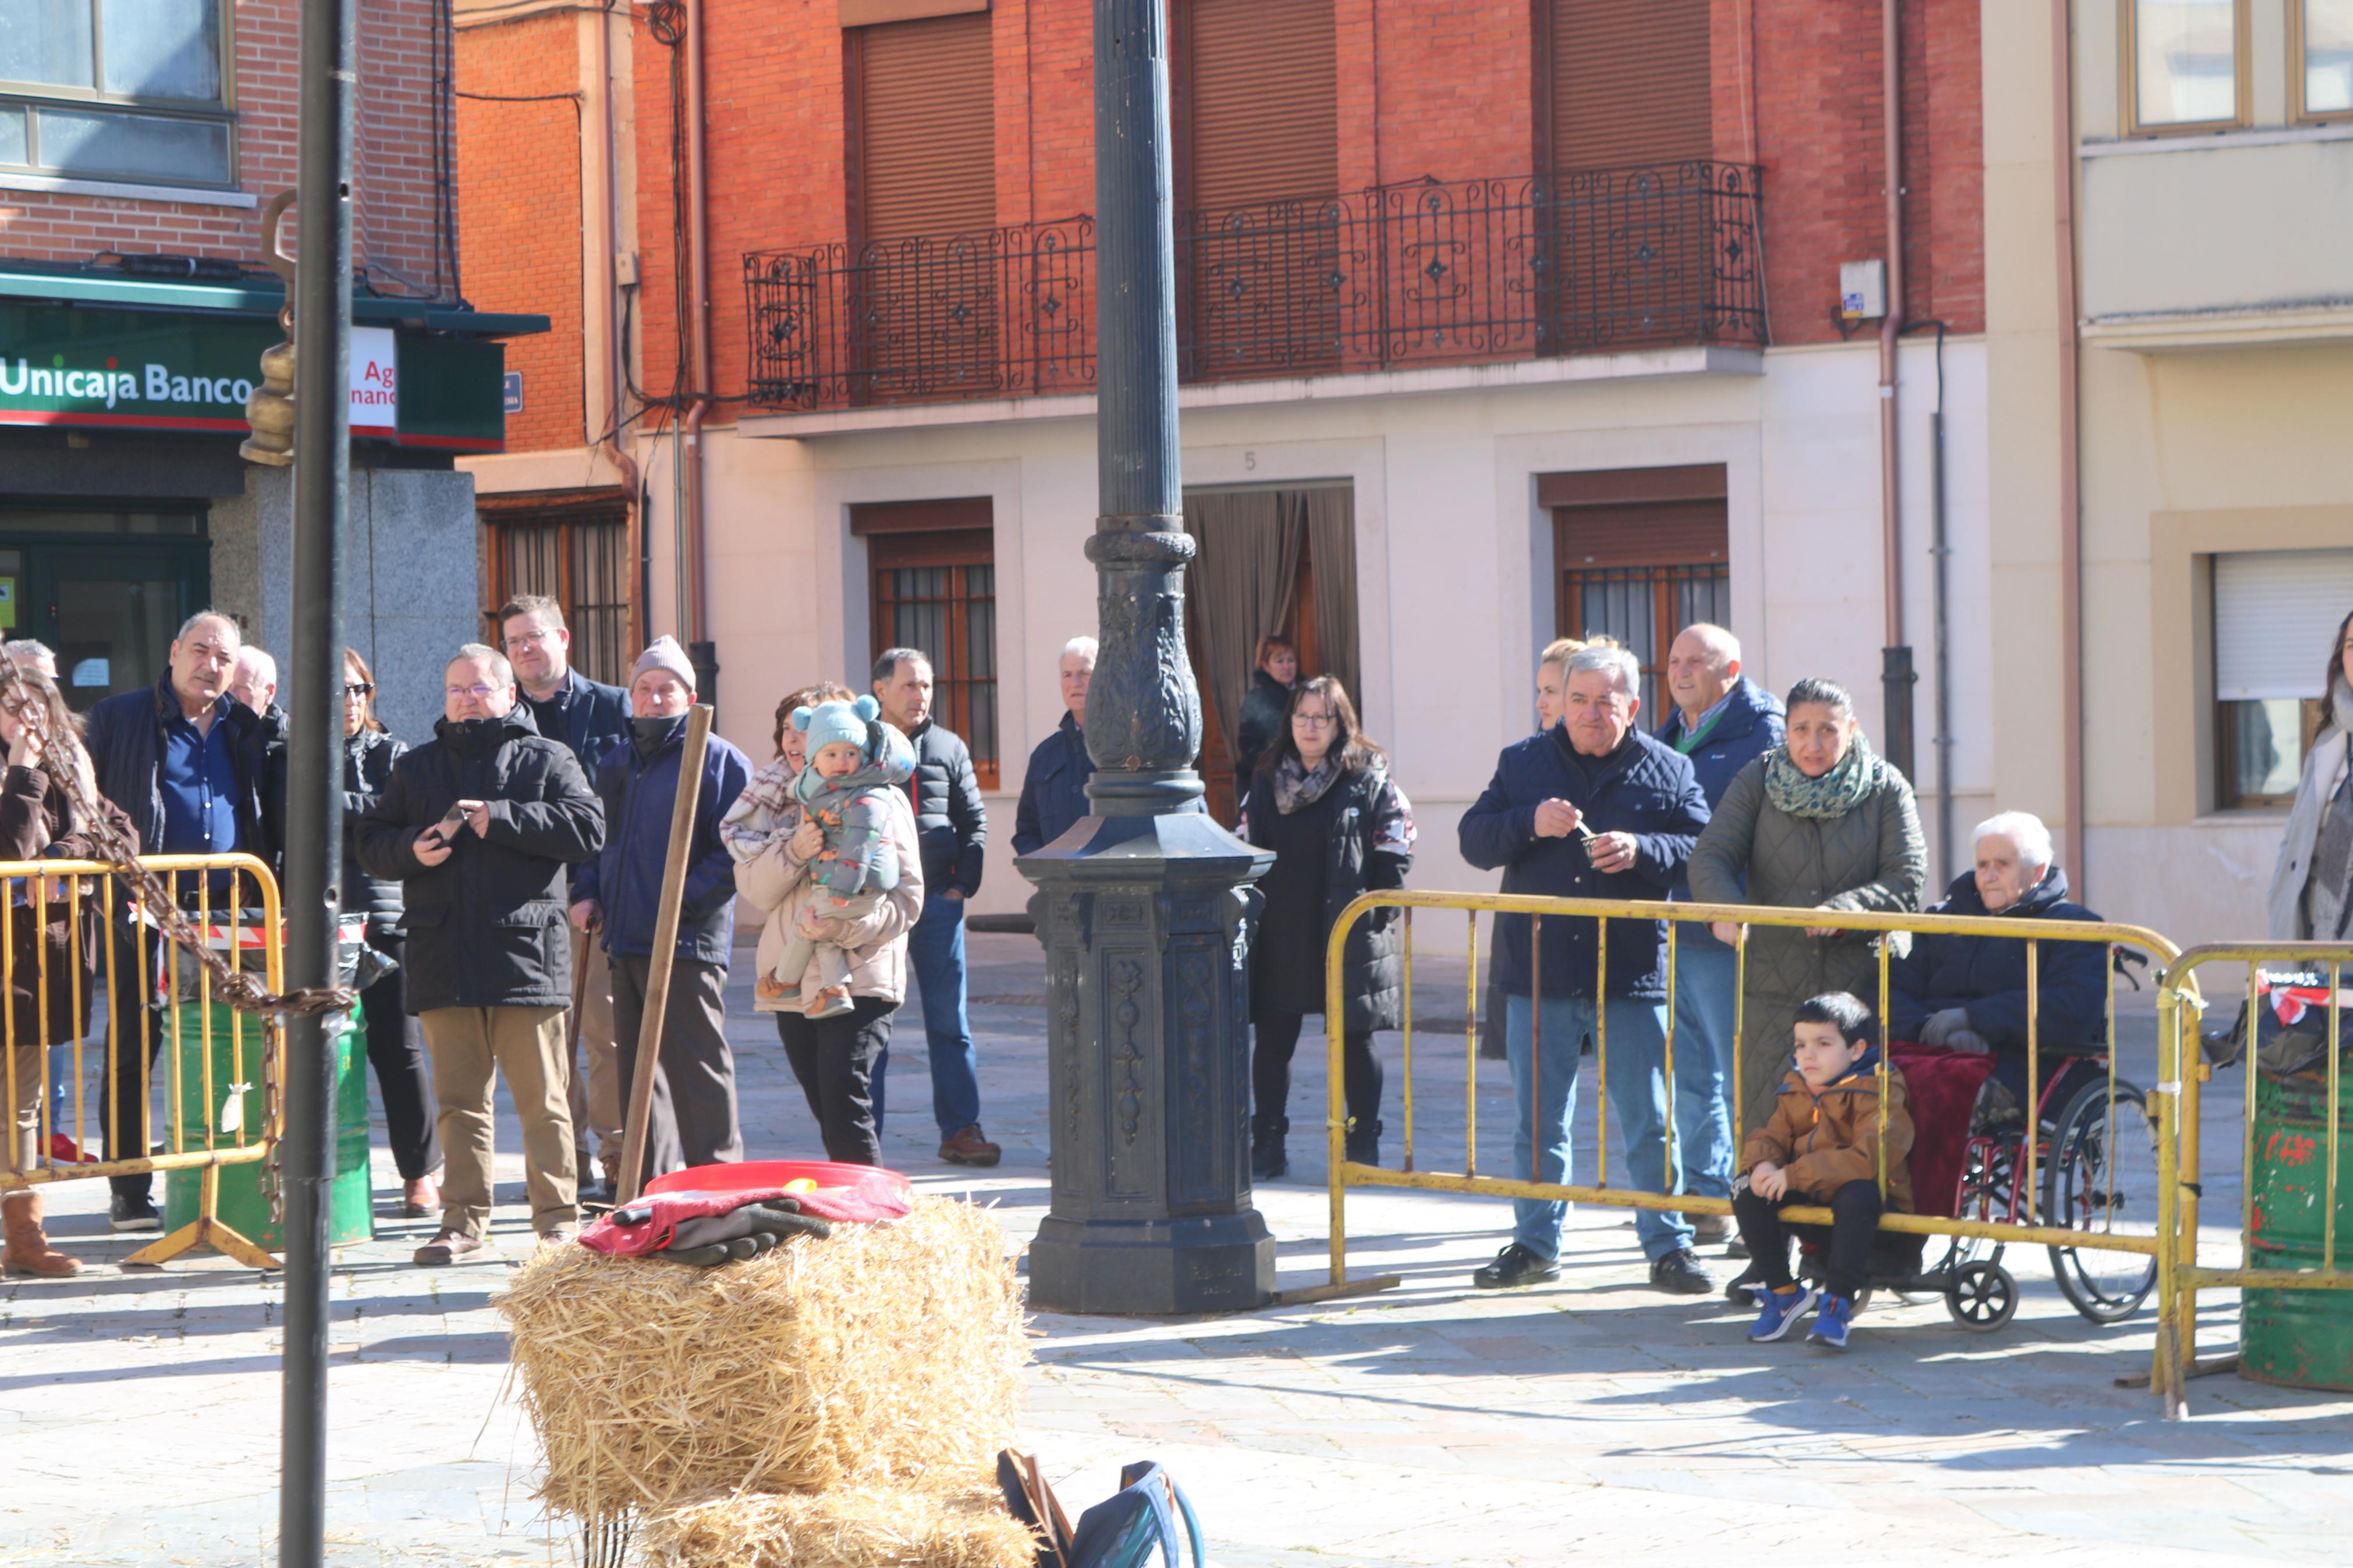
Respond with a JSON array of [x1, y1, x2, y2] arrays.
[[3, 932, 2346, 1566]]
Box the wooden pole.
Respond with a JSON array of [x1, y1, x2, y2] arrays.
[[615, 703, 714, 1206]]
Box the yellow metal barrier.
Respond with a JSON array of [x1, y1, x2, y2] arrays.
[[2159, 942, 2353, 1409], [1314, 888, 2192, 1404], [0, 852, 284, 1269]]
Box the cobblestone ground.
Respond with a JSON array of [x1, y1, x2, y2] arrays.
[[3, 933, 2345, 1566]]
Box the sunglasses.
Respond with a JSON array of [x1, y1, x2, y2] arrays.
[[342, 682, 375, 698]]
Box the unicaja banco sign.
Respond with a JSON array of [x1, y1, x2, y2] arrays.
[[0, 307, 501, 450]]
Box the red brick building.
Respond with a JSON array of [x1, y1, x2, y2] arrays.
[[459, 0, 1997, 915], [0, 0, 533, 742]]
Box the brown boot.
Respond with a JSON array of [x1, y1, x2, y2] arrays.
[[3, 1191, 82, 1277]]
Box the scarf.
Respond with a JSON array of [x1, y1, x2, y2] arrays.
[[631, 715, 678, 759], [1272, 753, 1346, 815], [1763, 734, 1884, 820]]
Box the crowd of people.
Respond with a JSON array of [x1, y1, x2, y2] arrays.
[[8, 597, 2352, 1329]]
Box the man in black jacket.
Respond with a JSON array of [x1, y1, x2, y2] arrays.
[[873, 647, 998, 1166], [357, 643, 605, 1264], [1012, 636, 1095, 856], [499, 593, 631, 1197], [84, 609, 279, 1231]]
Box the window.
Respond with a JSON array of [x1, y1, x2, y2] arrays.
[[478, 493, 636, 687], [1543, 465, 1730, 721], [855, 499, 999, 790], [2212, 548, 2353, 809], [2125, 0, 2248, 134], [2297, 0, 2353, 120], [0, 1, 235, 187]]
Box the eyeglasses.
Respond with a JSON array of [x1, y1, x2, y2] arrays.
[[1292, 710, 1339, 727], [503, 628, 556, 650], [341, 682, 374, 699], [446, 684, 501, 700]]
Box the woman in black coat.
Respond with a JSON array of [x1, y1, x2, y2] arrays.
[[340, 648, 441, 1216], [1241, 675, 1413, 1179], [1231, 634, 1299, 806]]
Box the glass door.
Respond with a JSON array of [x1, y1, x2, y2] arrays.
[[31, 545, 206, 710]]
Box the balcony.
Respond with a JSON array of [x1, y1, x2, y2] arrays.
[[742, 162, 1765, 412]]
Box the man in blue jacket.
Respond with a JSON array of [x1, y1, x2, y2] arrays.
[[1459, 644, 1715, 1295], [1012, 636, 1095, 857], [502, 594, 631, 1196], [572, 637, 752, 1183], [1654, 624, 1786, 1239]]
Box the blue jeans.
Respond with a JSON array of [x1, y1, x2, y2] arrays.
[[1504, 992, 1693, 1263], [886, 893, 982, 1139], [1670, 939, 1740, 1201]]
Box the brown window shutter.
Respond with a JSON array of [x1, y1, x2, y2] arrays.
[[854, 12, 996, 241], [1547, 0, 1711, 174], [1183, 0, 1337, 212]]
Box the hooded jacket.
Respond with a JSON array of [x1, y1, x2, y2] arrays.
[[573, 716, 753, 966], [1655, 678, 1785, 941], [1013, 712, 1092, 856], [1458, 724, 1710, 1001], [1240, 759, 1414, 1029], [736, 787, 926, 1005], [795, 743, 910, 902], [1887, 866, 2107, 1054], [2, 763, 137, 1050], [899, 717, 988, 898], [1741, 1046, 1915, 1213], [83, 675, 279, 870], [353, 705, 605, 1012]]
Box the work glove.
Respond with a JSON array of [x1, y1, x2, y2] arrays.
[[654, 1199, 833, 1267], [1919, 1007, 1971, 1047]]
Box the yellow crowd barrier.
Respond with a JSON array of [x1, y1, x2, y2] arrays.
[[0, 852, 284, 1269], [2159, 941, 2353, 1412], [1314, 889, 2194, 1404]]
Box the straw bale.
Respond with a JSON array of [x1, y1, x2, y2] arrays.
[[640, 1487, 1040, 1568], [498, 1195, 1027, 1524]]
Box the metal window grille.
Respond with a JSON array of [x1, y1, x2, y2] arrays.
[[873, 556, 998, 790], [483, 511, 632, 688], [1561, 562, 1730, 719]]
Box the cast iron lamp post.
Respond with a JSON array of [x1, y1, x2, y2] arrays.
[[1014, 0, 1276, 1314]]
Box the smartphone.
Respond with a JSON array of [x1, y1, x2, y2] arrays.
[[430, 803, 468, 842]]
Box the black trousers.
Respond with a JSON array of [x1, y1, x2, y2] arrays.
[[1733, 1178, 1885, 1301], [360, 937, 439, 1181], [776, 995, 897, 1165], [1251, 1012, 1381, 1130], [612, 952, 743, 1185], [102, 921, 164, 1203]]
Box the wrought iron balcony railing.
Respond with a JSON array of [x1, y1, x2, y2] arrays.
[[744, 162, 1763, 411]]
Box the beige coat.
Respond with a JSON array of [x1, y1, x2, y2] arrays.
[[734, 785, 925, 1007]]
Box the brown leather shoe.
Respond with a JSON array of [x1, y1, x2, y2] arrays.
[[401, 1176, 439, 1218], [938, 1125, 1001, 1168], [413, 1229, 484, 1266], [538, 1225, 579, 1248]]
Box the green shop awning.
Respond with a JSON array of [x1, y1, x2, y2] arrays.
[[0, 264, 546, 451]]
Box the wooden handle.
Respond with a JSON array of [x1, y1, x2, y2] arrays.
[[614, 703, 715, 1206]]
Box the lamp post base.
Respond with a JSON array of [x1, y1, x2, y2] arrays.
[[1028, 1211, 1274, 1317]]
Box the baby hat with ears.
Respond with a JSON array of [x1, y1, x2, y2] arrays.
[[791, 693, 883, 757]]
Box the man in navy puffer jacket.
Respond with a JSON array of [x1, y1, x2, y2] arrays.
[[1460, 645, 1715, 1296]]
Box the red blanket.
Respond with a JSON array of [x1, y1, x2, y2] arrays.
[[1888, 1044, 1994, 1220]]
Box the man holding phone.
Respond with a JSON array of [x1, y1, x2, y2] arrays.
[[357, 644, 605, 1265]]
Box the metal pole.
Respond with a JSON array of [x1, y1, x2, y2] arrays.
[[280, 0, 355, 1558]]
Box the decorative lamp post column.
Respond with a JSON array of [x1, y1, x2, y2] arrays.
[[1014, 0, 1275, 1315]]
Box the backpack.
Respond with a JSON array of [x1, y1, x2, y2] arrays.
[[998, 1450, 1204, 1568]]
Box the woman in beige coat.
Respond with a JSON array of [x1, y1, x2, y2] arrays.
[[734, 704, 925, 1165], [1688, 677, 1926, 1142]]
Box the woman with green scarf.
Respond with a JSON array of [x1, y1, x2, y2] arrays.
[[1687, 677, 1926, 1144]]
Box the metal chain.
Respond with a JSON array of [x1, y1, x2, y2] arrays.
[[1, 661, 357, 1224]]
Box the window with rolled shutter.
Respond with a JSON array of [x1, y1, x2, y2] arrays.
[[1542, 0, 1711, 174], [846, 12, 998, 399], [1178, 0, 1340, 379], [2212, 547, 2353, 806]]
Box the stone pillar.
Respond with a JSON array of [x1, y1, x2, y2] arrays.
[[1013, 0, 1275, 1315]]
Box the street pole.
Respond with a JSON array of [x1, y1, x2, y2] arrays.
[[1014, 0, 1275, 1315], [280, 0, 356, 1559]]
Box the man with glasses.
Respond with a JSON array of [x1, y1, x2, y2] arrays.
[[357, 644, 604, 1264], [83, 610, 282, 1232], [496, 595, 630, 1199]]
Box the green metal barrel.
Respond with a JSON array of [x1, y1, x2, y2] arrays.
[[2242, 1063, 2353, 1392], [164, 996, 374, 1250]]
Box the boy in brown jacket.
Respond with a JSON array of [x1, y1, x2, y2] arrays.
[[1733, 991, 1914, 1350]]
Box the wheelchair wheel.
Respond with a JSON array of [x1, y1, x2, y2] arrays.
[[1926, 1139, 2009, 1278], [2042, 1079, 2161, 1324], [1947, 1260, 2018, 1332]]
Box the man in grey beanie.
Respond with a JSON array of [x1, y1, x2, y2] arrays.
[[572, 635, 754, 1181]]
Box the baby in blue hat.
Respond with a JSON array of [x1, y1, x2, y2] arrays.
[[762, 694, 910, 1018]]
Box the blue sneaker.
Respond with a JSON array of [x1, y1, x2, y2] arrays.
[[1748, 1283, 1816, 1342], [1808, 1292, 1855, 1350]]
